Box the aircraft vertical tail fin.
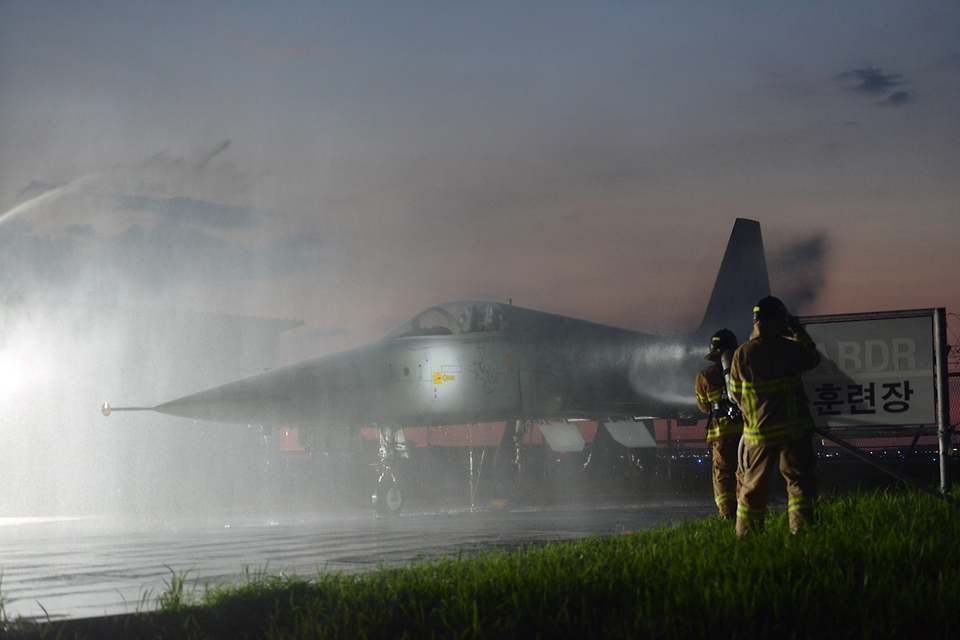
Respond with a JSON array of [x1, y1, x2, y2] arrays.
[[696, 218, 770, 344]]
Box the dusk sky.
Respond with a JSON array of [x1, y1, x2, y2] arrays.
[[2, 1, 958, 359]]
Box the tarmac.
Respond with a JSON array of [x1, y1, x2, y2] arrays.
[[0, 497, 716, 622]]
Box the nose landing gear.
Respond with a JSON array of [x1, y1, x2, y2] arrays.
[[372, 426, 409, 516], [373, 471, 403, 515]]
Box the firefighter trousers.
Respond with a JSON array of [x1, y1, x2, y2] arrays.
[[711, 436, 742, 518], [736, 435, 816, 536]]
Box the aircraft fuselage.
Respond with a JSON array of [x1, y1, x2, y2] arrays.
[[152, 301, 703, 430]]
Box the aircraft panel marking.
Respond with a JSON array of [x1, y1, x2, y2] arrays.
[[470, 361, 498, 394]]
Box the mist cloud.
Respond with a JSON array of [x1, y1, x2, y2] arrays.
[[0, 147, 326, 305], [0, 220, 82, 298], [0, 219, 325, 301]]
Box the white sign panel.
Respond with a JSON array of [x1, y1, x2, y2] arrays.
[[539, 423, 586, 452], [603, 421, 658, 448], [802, 314, 935, 428]]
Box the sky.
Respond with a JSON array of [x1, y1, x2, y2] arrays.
[[1, 0, 959, 358]]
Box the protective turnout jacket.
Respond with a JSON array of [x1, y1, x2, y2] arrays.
[[696, 364, 744, 441], [729, 320, 821, 445]]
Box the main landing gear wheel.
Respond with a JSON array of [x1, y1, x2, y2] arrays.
[[373, 474, 403, 516]]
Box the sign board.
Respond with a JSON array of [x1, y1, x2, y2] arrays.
[[801, 312, 935, 428]]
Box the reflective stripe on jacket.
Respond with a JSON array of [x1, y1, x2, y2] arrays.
[[729, 320, 821, 445], [695, 364, 744, 440]]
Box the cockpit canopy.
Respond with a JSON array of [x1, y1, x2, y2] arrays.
[[384, 301, 509, 339]]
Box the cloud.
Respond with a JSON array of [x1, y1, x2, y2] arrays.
[[880, 90, 911, 107], [100, 223, 326, 289], [16, 180, 64, 200], [197, 140, 231, 170], [114, 195, 262, 229], [837, 66, 905, 94], [67, 223, 96, 237], [0, 217, 326, 302]]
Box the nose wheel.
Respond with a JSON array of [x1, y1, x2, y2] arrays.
[[373, 472, 403, 515], [372, 426, 408, 516]]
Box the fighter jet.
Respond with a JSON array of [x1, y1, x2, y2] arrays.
[[104, 218, 769, 514]]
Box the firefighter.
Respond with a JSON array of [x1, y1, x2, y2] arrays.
[[695, 328, 744, 519], [729, 296, 821, 536]]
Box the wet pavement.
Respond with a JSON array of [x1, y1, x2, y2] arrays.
[[0, 498, 715, 621]]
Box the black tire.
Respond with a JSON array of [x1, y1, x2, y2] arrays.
[[373, 475, 403, 516]]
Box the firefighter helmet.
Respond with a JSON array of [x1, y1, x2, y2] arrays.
[[753, 295, 788, 323], [706, 328, 738, 360], [710, 329, 738, 352]]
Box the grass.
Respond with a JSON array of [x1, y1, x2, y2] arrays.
[[6, 490, 960, 639]]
